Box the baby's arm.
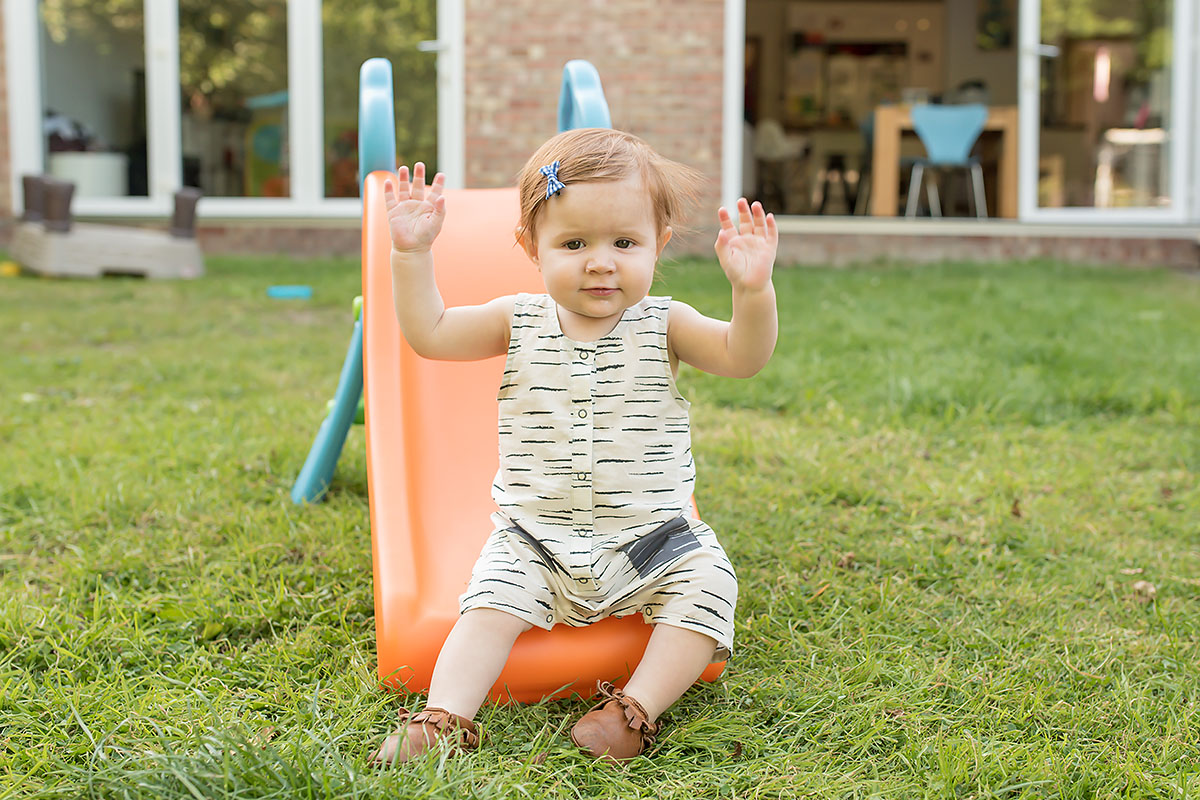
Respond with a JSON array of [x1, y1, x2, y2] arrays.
[[668, 199, 779, 378], [385, 163, 513, 361]]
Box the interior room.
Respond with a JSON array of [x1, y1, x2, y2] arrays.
[[743, 0, 1175, 219]]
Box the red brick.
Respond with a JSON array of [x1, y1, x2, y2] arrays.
[[463, 0, 724, 231]]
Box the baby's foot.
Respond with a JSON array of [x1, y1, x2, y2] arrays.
[[371, 707, 479, 766], [570, 682, 659, 764]]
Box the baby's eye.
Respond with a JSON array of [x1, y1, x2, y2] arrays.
[[564, 240, 584, 251], [615, 238, 635, 249]]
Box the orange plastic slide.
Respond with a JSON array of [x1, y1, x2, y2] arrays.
[[361, 172, 725, 702]]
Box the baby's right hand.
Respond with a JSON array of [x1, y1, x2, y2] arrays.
[[384, 163, 446, 254]]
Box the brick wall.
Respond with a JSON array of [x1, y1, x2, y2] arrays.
[[194, 222, 360, 258], [190, 226, 1197, 269], [90, 225, 1200, 270], [774, 232, 1200, 269], [463, 0, 725, 248]]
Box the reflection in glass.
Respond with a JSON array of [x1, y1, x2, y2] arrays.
[[39, 1, 146, 197], [1037, 0, 1173, 208], [322, 1, 437, 198], [179, 1, 289, 197]]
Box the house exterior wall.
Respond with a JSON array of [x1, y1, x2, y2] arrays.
[[775, 231, 1199, 269], [462, 0, 725, 247], [0, 3, 1194, 268], [186, 0, 731, 259]]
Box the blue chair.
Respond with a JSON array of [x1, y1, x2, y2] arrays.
[[906, 104, 989, 218]]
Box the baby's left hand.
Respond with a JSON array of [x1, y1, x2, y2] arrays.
[[714, 199, 778, 292]]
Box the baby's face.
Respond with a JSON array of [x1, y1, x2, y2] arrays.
[[526, 176, 671, 341]]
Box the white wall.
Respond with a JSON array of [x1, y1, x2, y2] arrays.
[[945, 0, 1018, 104], [746, 0, 788, 123]]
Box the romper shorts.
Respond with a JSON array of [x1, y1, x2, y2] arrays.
[[460, 511, 737, 662]]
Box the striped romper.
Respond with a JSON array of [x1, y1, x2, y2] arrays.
[[459, 293, 737, 660]]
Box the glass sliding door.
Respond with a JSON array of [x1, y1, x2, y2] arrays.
[[8, 0, 456, 217], [1019, 0, 1194, 220], [178, 1, 290, 198], [38, 1, 147, 198], [321, 1, 438, 198]]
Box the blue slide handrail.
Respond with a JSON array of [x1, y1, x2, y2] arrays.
[[291, 310, 364, 504], [557, 60, 612, 133], [358, 57, 397, 192], [291, 59, 396, 504], [292, 59, 398, 503]]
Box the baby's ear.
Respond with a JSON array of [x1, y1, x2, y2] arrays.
[[656, 226, 674, 257], [516, 226, 539, 263]]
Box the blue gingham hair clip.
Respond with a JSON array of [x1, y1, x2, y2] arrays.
[[539, 161, 565, 199]]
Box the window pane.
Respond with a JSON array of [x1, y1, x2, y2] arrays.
[[1037, 0, 1174, 208], [322, 1, 437, 198], [39, 1, 147, 197], [179, 1, 289, 197]]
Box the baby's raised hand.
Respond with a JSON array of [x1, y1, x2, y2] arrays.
[[714, 199, 778, 293], [384, 163, 446, 254]]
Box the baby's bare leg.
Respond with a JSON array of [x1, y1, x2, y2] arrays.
[[374, 608, 530, 764], [622, 623, 717, 721], [426, 608, 532, 718]]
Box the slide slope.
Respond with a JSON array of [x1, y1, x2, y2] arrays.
[[361, 172, 723, 702]]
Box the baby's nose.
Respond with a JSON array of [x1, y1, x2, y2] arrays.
[[586, 251, 617, 272]]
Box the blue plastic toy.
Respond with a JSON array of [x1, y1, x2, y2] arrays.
[[268, 285, 313, 299]]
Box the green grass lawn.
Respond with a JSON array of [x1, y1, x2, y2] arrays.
[[2, 255, 1198, 798]]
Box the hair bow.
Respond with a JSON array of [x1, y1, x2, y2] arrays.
[[539, 161, 565, 199]]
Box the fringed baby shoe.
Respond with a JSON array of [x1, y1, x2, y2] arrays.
[[372, 707, 479, 766], [570, 681, 660, 764]]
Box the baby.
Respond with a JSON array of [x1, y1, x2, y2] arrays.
[[373, 128, 778, 765]]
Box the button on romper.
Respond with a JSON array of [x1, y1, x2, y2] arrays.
[[459, 293, 737, 660]]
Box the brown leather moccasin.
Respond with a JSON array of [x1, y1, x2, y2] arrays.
[[570, 681, 660, 764], [372, 707, 479, 766]]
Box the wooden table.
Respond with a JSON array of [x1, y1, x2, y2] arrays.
[[870, 104, 1018, 218]]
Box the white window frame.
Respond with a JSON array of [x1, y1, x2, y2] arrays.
[[721, 0, 745, 212], [1017, 0, 1196, 224], [5, 0, 45, 214], [436, 0, 465, 189], [143, 0, 181, 214], [4, 0, 462, 219], [1192, 0, 1200, 223]]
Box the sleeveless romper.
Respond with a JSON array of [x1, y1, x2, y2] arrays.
[[459, 293, 737, 660]]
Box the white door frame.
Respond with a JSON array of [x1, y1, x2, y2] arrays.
[[1192, 1, 1200, 223], [435, 0, 465, 189], [721, 0, 745, 212], [144, 0, 182, 211], [1018, 0, 1195, 223], [4, 0, 45, 215], [3, 0, 462, 219]]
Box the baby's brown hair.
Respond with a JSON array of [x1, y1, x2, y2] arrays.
[[515, 128, 704, 248]]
